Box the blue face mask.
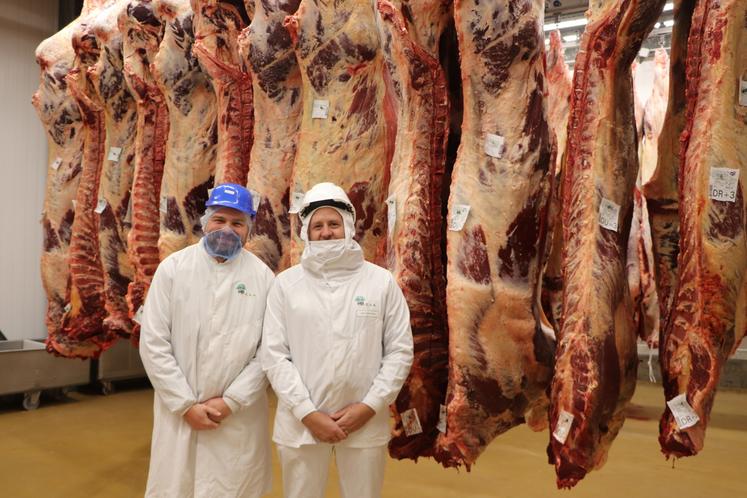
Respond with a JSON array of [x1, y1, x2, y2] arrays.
[[203, 227, 243, 261]]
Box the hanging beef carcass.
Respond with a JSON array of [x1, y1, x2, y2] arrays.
[[658, 0, 747, 459], [377, 0, 451, 461], [239, 0, 302, 272], [547, 0, 665, 488], [34, 3, 98, 355], [435, 0, 555, 469], [541, 29, 573, 332], [56, 6, 117, 358], [87, 0, 138, 340], [191, 0, 252, 185], [643, 0, 696, 332], [153, 0, 218, 259], [284, 0, 396, 264], [119, 0, 169, 341], [632, 48, 670, 345]]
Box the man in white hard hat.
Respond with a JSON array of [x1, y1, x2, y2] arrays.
[[139, 183, 274, 498], [261, 182, 414, 498]]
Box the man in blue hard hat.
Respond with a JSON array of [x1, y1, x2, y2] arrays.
[[139, 183, 274, 498]]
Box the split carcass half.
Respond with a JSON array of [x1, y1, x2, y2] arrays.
[[435, 0, 555, 469], [658, 0, 747, 459], [240, 0, 302, 272], [377, 0, 451, 461], [547, 0, 665, 488], [153, 0, 217, 259], [284, 0, 396, 265]]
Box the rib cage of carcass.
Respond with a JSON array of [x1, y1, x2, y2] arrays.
[[32, 0, 746, 486]]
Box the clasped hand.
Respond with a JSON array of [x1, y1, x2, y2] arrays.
[[301, 403, 375, 444], [183, 397, 233, 430]]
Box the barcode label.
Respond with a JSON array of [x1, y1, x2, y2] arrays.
[[552, 410, 574, 444], [94, 198, 107, 214], [386, 196, 396, 239], [599, 198, 620, 232], [667, 394, 700, 430], [448, 204, 471, 231], [312, 99, 329, 119], [401, 408, 423, 437], [437, 404, 447, 434], [107, 146, 122, 162], [484, 133, 505, 159], [289, 192, 305, 214], [709, 167, 739, 203], [248, 189, 261, 213]]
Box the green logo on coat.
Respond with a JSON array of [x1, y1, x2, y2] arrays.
[[355, 295, 365, 306], [236, 283, 247, 295]]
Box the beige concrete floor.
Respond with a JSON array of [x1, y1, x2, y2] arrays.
[[0, 382, 745, 498]]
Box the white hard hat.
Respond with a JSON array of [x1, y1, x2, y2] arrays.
[[299, 182, 356, 221]]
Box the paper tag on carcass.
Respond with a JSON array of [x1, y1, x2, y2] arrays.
[[159, 196, 167, 214], [709, 167, 740, 203], [638, 47, 650, 58], [484, 133, 505, 159], [667, 393, 700, 430], [400, 408, 423, 437], [51, 157, 62, 170], [552, 410, 574, 444], [107, 146, 122, 162], [311, 99, 329, 119], [739, 77, 747, 107], [72, 199, 77, 210], [63, 303, 72, 313], [94, 198, 107, 214], [132, 306, 144, 325], [124, 197, 133, 223], [598, 198, 620, 232], [386, 196, 396, 239], [448, 204, 471, 231], [248, 189, 261, 213], [437, 404, 447, 434], [289, 192, 305, 214]]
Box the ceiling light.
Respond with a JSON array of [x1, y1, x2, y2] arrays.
[[655, 22, 661, 29], [563, 34, 578, 43], [663, 20, 674, 27], [663, 2, 673, 11]]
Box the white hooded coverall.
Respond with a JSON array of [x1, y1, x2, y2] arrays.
[[261, 197, 414, 498], [140, 241, 274, 498]]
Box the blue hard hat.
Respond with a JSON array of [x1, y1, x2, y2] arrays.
[[206, 183, 256, 216]]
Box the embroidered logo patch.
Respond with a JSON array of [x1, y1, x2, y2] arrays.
[[236, 283, 247, 295], [355, 295, 365, 306]]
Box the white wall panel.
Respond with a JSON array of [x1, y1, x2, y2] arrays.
[[0, 0, 58, 340]]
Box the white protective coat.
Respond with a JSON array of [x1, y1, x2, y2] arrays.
[[140, 241, 274, 498], [261, 203, 414, 449]]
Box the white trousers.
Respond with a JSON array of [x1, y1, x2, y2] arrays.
[[276, 444, 386, 498]]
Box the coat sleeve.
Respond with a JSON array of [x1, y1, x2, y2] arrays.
[[222, 268, 273, 413], [139, 258, 198, 415], [361, 274, 414, 414], [260, 280, 317, 421]]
